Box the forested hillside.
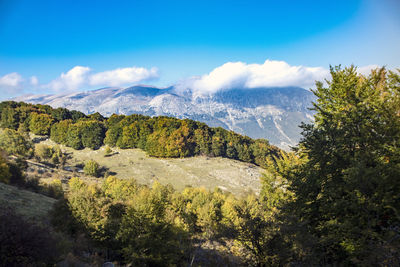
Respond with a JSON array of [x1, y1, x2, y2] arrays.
[[0, 66, 399, 266], [0, 100, 282, 167]]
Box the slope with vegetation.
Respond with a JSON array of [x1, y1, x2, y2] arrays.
[[0, 66, 398, 266], [0, 100, 282, 167], [39, 139, 263, 195]]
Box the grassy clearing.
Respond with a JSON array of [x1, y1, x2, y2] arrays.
[[0, 182, 56, 222], [40, 139, 263, 196]]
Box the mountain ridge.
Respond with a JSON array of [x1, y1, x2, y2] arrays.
[[15, 85, 316, 150]]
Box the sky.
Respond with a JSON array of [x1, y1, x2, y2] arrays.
[[0, 0, 399, 99]]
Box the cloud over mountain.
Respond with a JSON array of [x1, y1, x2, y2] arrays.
[[0, 72, 24, 94], [89, 67, 158, 87], [46, 66, 91, 92], [0, 60, 386, 99], [44, 66, 159, 92], [183, 60, 330, 94]]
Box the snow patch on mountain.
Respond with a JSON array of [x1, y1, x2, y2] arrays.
[[14, 85, 316, 150]]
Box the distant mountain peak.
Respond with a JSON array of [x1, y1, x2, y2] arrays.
[[14, 85, 315, 150]]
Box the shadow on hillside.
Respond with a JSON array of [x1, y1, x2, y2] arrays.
[[104, 151, 119, 157], [32, 136, 48, 144], [99, 166, 117, 177]]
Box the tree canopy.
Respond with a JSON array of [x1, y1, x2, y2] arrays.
[[271, 66, 400, 265], [0, 101, 281, 167]]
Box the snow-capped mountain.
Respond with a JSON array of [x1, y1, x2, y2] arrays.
[[15, 85, 316, 150]]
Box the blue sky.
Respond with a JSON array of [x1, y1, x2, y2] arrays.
[[0, 0, 399, 98]]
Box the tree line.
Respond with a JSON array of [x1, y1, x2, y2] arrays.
[[0, 101, 282, 167]]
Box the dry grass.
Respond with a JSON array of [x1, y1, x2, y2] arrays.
[[40, 139, 264, 196], [0, 182, 56, 222]]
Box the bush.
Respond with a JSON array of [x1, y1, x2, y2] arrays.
[[84, 160, 100, 177], [35, 143, 53, 160], [104, 145, 113, 157], [42, 179, 64, 199]]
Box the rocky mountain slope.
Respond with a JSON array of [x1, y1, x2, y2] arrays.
[[16, 85, 315, 150]]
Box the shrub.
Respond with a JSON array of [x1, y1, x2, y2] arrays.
[[42, 179, 64, 199], [84, 160, 100, 177], [104, 145, 113, 157], [35, 143, 53, 160]]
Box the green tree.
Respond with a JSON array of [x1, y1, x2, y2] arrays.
[[51, 107, 71, 121], [66, 124, 83, 150], [194, 126, 212, 155], [50, 119, 72, 144], [0, 106, 19, 130], [116, 181, 189, 265], [69, 110, 86, 122], [0, 128, 33, 157], [284, 67, 400, 265], [104, 114, 127, 147], [104, 124, 122, 147], [104, 145, 113, 157], [29, 112, 54, 135], [89, 112, 105, 121], [119, 122, 141, 148], [211, 128, 226, 157], [78, 120, 105, 149]]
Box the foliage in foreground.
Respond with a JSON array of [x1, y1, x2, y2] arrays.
[[51, 175, 292, 266], [270, 66, 400, 265]]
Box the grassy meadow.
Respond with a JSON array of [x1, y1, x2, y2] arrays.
[[40, 138, 263, 196]]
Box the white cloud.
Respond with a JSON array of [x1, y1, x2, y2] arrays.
[[46, 66, 91, 92], [89, 67, 158, 87], [357, 64, 381, 76], [30, 76, 39, 86], [183, 60, 330, 94], [0, 72, 24, 95], [43, 65, 158, 92], [0, 72, 23, 88], [2, 62, 392, 100]]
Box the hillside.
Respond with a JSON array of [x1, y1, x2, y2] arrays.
[[15, 85, 315, 149], [0, 101, 282, 168], [39, 139, 263, 196], [0, 182, 56, 221]]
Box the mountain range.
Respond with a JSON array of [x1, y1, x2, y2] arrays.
[[15, 86, 316, 150]]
